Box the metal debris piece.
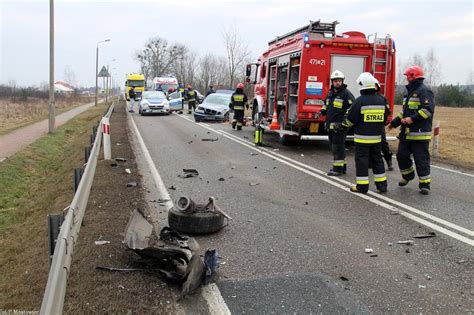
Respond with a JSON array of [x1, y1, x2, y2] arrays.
[[418, 284, 426, 289], [397, 240, 414, 245], [201, 138, 219, 142], [364, 248, 374, 253], [95, 240, 110, 245], [370, 254, 378, 257], [231, 166, 236, 170], [179, 169, 199, 178], [169, 185, 176, 190], [250, 153, 259, 156], [116, 143, 122, 146], [126, 182, 137, 187], [304, 201, 309, 205], [404, 273, 412, 280], [125, 169, 131, 174], [413, 232, 436, 239], [387, 242, 393, 246], [405, 248, 411, 253], [391, 211, 400, 215], [340, 276, 349, 281], [249, 182, 260, 186], [157, 198, 171, 204], [188, 140, 193, 144], [111, 163, 118, 168], [218, 178, 225, 181], [115, 157, 127, 162], [424, 274, 432, 280]]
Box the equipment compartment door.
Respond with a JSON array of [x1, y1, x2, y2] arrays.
[[330, 55, 365, 98]]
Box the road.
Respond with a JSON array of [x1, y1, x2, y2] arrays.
[[130, 109, 473, 314]]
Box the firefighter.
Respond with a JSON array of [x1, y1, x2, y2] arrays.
[[229, 83, 248, 130], [374, 79, 394, 171], [342, 72, 389, 194], [185, 84, 197, 114], [319, 70, 355, 176], [388, 65, 435, 195]]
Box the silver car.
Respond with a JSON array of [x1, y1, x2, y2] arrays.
[[139, 91, 170, 116]]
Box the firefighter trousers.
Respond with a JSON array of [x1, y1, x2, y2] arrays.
[[188, 101, 196, 113], [381, 132, 392, 164], [396, 140, 431, 189], [328, 130, 347, 173], [355, 143, 387, 193], [232, 110, 245, 130]]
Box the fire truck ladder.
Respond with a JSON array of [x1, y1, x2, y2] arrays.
[[268, 20, 339, 45], [371, 34, 392, 94]]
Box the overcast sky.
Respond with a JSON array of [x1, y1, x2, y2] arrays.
[[1, 0, 472, 87]]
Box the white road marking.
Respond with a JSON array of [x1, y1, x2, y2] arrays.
[[177, 114, 473, 245], [431, 164, 474, 178], [129, 113, 231, 313]]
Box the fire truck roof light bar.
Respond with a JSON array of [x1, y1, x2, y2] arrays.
[[268, 20, 339, 45]]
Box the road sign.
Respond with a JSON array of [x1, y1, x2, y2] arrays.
[[98, 66, 109, 77]]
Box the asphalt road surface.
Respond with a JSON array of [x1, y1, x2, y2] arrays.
[[130, 108, 473, 314]]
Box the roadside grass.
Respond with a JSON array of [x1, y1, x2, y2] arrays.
[[0, 102, 108, 309], [388, 105, 474, 169], [0, 96, 94, 135]]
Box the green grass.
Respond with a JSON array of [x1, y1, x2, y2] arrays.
[[0, 103, 109, 234]]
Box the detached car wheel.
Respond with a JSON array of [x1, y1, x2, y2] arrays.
[[168, 207, 225, 234]]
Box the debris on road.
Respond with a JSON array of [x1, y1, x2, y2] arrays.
[[125, 168, 131, 174], [115, 157, 127, 162], [250, 153, 259, 156], [94, 240, 110, 245], [96, 266, 145, 272], [111, 163, 118, 168], [188, 140, 193, 144], [178, 169, 199, 178], [218, 177, 225, 181], [300, 154, 304, 157], [425, 274, 432, 280], [249, 182, 260, 186], [364, 248, 374, 253], [404, 273, 413, 280], [157, 198, 171, 204], [201, 138, 219, 142], [387, 242, 393, 246], [370, 254, 378, 257], [126, 182, 137, 187], [418, 284, 426, 289], [169, 185, 176, 190], [413, 232, 436, 239], [340, 276, 349, 281], [397, 240, 414, 245], [405, 248, 411, 253]]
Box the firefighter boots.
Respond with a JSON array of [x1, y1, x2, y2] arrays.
[[327, 169, 343, 176]]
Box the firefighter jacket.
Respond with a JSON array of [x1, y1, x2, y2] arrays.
[[343, 89, 389, 144], [129, 89, 136, 99], [178, 87, 185, 96], [321, 84, 355, 127], [390, 79, 435, 141], [230, 91, 248, 111], [186, 89, 197, 102]]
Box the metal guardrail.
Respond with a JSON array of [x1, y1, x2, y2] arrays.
[[40, 100, 116, 315]]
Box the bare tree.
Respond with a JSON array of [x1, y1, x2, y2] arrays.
[[63, 65, 77, 87], [196, 53, 230, 92], [135, 36, 185, 82], [424, 48, 442, 88], [171, 45, 198, 87], [222, 24, 250, 88]]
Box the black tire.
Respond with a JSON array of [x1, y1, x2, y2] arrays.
[[168, 207, 225, 234], [278, 110, 300, 145]]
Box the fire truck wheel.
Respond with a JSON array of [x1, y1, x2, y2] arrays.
[[168, 207, 226, 235]]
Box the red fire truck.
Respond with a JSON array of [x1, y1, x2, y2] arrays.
[[245, 20, 396, 144]]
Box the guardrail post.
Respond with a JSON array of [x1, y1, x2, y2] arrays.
[[102, 117, 111, 160], [84, 146, 91, 164], [432, 120, 440, 157], [47, 214, 64, 266], [73, 167, 83, 192]]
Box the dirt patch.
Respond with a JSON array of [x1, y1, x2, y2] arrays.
[[388, 105, 474, 169], [63, 100, 176, 314]]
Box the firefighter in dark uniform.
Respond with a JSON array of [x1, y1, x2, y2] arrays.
[[320, 70, 355, 176], [229, 83, 248, 130], [185, 84, 197, 114], [343, 72, 389, 194], [388, 65, 435, 195]]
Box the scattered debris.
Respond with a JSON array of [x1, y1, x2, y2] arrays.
[[115, 157, 127, 162], [250, 153, 259, 156], [201, 138, 219, 142], [231, 166, 236, 170], [188, 140, 193, 144], [413, 232, 436, 239], [243, 136, 249, 139], [405, 248, 411, 253], [126, 182, 137, 187], [203, 249, 220, 284], [387, 242, 393, 246], [390, 211, 400, 215], [269, 249, 273, 252], [273, 148, 279, 151], [418, 284, 426, 289], [300, 154, 304, 157], [458, 259, 468, 264], [96, 266, 145, 272], [111, 163, 118, 168], [249, 182, 260, 186], [179, 169, 199, 178], [304, 201, 309, 205], [340, 276, 349, 281], [125, 169, 131, 174], [157, 198, 171, 204], [320, 191, 327, 194], [370, 254, 378, 257], [95, 240, 110, 245], [218, 177, 225, 181], [364, 248, 374, 253], [424, 274, 432, 280], [397, 240, 414, 245], [169, 185, 176, 190], [254, 166, 258, 169], [116, 143, 122, 146], [404, 273, 413, 280], [206, 131, 211, 134], [118, 285, 125, 289], [220, 261, 226, 265]]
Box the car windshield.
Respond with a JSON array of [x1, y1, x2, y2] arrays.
[[204, 94, 231, 106], [143, 91, 165, 99]]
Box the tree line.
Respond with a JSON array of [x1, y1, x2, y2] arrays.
[[135, 25, 251, 94]]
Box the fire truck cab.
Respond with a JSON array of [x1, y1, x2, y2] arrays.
[[246, 20, 396, 145]]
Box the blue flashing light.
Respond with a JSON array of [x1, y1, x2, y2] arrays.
[[303, 33, 309, 43]]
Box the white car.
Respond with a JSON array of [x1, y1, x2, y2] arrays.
[[139, 91, 170, 116]]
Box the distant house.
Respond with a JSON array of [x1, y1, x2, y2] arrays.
[[54, 81, 75, 93]]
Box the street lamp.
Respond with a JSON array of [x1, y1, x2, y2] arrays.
[[48, 0, 55, 133], [95, 39, 110, 106], [106, 59, 116, 102]]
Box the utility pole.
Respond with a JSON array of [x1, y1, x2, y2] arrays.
[[48, 0, 55, 133], [95, 39, 110, 106]]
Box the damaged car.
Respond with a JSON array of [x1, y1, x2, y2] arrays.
[[193, 92, 233, 122]]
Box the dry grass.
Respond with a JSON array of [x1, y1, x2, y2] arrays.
[[0, 96, 94, 135], [387, 105, 474, 169]]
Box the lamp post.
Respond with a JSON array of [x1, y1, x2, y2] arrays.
[[48, 0, 55, 133], [95, 39, 110, 106], [106, 59, 115, 102]]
